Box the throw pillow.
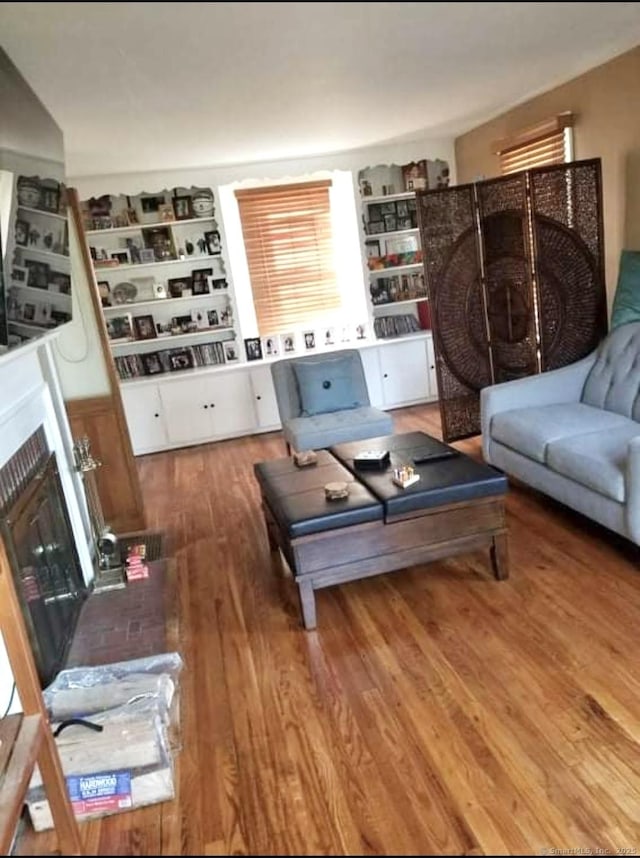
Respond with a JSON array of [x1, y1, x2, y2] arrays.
[[293, 355, 362, 416], [611, 250, 640, 329]]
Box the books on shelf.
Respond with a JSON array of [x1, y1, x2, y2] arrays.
[[373, 314, 421, 339], [114, 339, 230, 380]]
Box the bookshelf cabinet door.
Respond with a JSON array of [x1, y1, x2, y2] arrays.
[[120, 384, 168, 454]]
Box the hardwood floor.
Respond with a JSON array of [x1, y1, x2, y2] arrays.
[[17, 403, 640, 855]]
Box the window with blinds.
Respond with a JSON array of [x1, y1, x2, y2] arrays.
[[494, 113, 574, 175], [235, 180, 340, 334]]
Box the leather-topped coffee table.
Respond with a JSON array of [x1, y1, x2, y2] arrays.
[[254, 432, 508, 629]]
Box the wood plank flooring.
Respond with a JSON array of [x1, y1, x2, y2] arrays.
[[17, 404, 640, 855]]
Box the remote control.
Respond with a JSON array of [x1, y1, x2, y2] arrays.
[[411, 449, 459, 464]]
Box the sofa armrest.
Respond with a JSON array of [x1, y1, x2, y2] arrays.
[[626, 436, 640, 544], [480, 353, 596, 460]]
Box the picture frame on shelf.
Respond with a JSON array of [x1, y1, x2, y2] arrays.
[[191, 268, 212, 295], [367, 221, 385, 235], [22, 302, 36, 322], [303, 330, 316, 350], [204, 230, 221, 255], [15, 219, 29, 246], [123, 236, 143, 264], [207, 309, 219, 327], [111, 250, 131, 265], [158, 203, 175, 223], [167, 276, 193, 298], [365, 240, 381, 259], [323, 327, 336, 346], [172, 195, 193, 220], [25, 260, 49, 289], [171, 314, 197, 333], [206, 276, 227, 290], [36, 302, 51, 327], [397, 217, 413, 230], [280, 332, 296, 354], [380, 202, 396, 216], [11, 265, 29, 286], [383, 214, 397, 232], [107, 314, 133, 341], [143, 225, 176, 261], [97, 281, 111, 307], [132, 314, 157, 340], [142, 352, 165, 375], [140, 194, 165, 213], [168, 348, 194, 371], [261, 335, 279, 358], [244, 337, 263, 361], [396, 200, 409, 218], [48, 271, 71, 295], [153, 283, 168, 299], [139, 248, 157, 264], [39, 182, 61, 214], [191, 309, 209, 330], [223, 340, 239, 363]]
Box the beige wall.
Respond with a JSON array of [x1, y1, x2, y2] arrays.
[[455, 45, 640, 314]]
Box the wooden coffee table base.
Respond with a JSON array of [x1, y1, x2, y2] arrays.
[[261, 494, 509, 630]]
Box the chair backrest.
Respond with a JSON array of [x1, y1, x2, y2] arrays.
[[271, 349, 371, 423], [581, 321, 640, 419]]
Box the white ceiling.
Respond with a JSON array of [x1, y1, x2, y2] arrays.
[[1, 2, 640, 178]]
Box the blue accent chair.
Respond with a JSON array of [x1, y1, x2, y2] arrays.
[[271, 349, 393, 452]]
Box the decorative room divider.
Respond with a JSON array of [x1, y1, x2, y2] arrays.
[[417, 158, 607, 441]]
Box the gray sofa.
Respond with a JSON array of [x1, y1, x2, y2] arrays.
[[481, 321, 640, 546]]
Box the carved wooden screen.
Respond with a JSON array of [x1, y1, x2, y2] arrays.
[[418, 158, 606, 441]]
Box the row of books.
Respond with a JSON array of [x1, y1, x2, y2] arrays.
[[115, 340, 229, 380], [373, 314, 422, 339]]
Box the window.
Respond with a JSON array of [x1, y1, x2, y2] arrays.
[[494, 112, 574, 175], [235, 180, 340, 335]]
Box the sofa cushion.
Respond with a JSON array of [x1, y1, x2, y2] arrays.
[[292, 354, 364, 416], [546, 424, 640, 502], [581, 321, 640, 420], [490, 402, 630, 464], [611, 251, 640, 329], [284, 406, 393, 452]]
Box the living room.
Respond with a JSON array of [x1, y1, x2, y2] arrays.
[[2, 3, 640, 855]]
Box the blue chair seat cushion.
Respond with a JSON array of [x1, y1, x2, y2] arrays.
[[284, 406, 394, 452], [292, 354, 365, 416]]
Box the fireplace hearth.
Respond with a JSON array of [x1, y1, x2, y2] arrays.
[[0, 430, 87, 688]]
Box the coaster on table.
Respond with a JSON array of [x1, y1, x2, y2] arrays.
[[294, 449, 318, 468], [324, 481, 349, 501], [391, 465, 420, 489]]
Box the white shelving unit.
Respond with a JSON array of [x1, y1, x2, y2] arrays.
[[82, 186, 240, 383]]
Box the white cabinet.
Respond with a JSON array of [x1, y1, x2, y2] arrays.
[[378, 339, 431, 407], [359, 347, 384, 409], [426, 335, 439, 399], [159, 370, 256, 447], [249, 365, 281, 429], [120, 384, 168, 454]]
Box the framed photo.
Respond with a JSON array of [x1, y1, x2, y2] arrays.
[[380, 202, 396, 216], [143, 226, 176, 261], [106, 314, 133, 341], [206, 276, 227, 290], [207, 309, 219, 327], [49, 308, 72, 325], [223, 341, 239, 363], [39, 182, 61, 213], [365, 240, 381, 259], [396, 200, 409, 218], [244, 337, 263, 361], [158, 203, 175, 222], [97, 280, 111, 307], [132, 314, 157, 340], [168, 276, 193, 298], [367, 220, 385, 235], [204, 230, 221, 255], [36, 302, 52, 326], [171, 314, 196, 333], [323, 327, 336, 346], [111, 250, 131, 265], [25, 260, 50, 289], [11, 265, 29, 286], [22, 302, 36, 322], [139, 248, 157, 264], [172, 196, 193, 220], [168, 348, 194, 371], [397, 217, 414, 230], [261, 335, 279, 358], [303, 330, 316, 350], [15, 219, 29, 246], [383, 214, 397, 232], [48, 271, 71, 294], [140, 194, 165, 213], [142, 352, 165, 375], [191, 308, 209, 329], [191, 268, 212, 295], [280, 332, 296, 354], [153, 283, 168, 300]]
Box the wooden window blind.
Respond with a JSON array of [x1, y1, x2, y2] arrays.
[[494, 113, 574, 175], [235, 180, 340, 334]]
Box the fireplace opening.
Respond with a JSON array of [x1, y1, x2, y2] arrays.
[[0, 430, 88, 688]]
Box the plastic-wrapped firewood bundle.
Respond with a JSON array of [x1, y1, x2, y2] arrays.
[[26, 652, 183, 830]]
